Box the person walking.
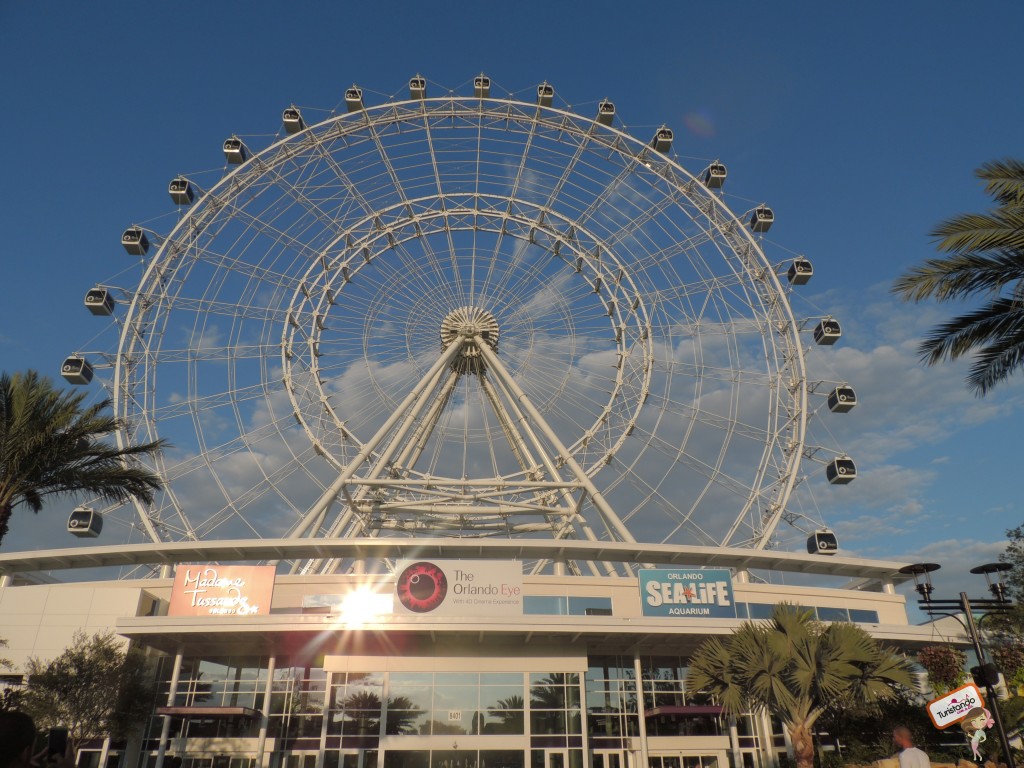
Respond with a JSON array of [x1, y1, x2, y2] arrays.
[[893, 726, 931, 768]]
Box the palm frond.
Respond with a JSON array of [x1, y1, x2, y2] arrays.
[[0, 370, 167, 545], [931, 209, 1024, 254], [965, 325, 1024, 394], [978, 159, 1024, 207], [892, 250, 1024, 302], [918, 296, 1024, 360]]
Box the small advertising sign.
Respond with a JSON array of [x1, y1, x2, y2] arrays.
[[639, 568, 736, 618], [392, 560, 523, 616], [169, 564, 276, 617], [926, 683, 986, 729]]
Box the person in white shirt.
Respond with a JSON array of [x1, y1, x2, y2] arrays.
[[893, 725, 931, 768]]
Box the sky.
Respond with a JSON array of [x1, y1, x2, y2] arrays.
[[0, 1, 1022, 609]]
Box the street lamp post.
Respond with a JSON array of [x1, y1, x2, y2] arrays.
[[899, 562, 1016, 768]]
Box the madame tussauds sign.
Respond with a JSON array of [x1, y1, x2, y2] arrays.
[[169, 565, 276, 617]]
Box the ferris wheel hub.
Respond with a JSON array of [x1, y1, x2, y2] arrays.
[[440, 307, 500, 373]]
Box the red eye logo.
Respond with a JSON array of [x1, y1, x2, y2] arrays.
[[396, 562, 448, 613]]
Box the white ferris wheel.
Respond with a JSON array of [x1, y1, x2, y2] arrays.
[[65, 75, 857, 566]]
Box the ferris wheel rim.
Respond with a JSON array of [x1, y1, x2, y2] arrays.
[[105, 86, 811, 550]]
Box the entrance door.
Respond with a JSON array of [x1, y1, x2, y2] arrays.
[[544, 750, 568, 768], [592, 751, 624, 768]]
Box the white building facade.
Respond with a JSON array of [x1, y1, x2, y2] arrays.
[[0, 540, 943, 768]]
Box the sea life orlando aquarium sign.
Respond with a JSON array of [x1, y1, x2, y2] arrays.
[[639, 568, 736, 618]]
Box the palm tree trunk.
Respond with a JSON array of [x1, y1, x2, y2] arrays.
[[0, 500, 12, 547], [788, 721, 816, 768]]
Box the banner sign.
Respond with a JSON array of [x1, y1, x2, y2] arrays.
[[169, 564, 276, 617], [639, 568, 736, 618], [393, 560, 522, 616], [926, 683, 985, 729]]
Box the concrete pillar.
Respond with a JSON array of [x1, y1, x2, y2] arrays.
[[255, 654, 277, 768], [155, 647, 184, 768], [632, 652, 650, 768]]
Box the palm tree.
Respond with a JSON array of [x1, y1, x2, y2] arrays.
[[686, 604, 915, 768], [893, 159, 1024, 395], [0, 370, 166, 547]]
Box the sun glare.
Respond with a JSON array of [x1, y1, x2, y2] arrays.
[[336, 586, 391, 628]]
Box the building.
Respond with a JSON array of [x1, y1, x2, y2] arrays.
[[0, 538, 946, 768]]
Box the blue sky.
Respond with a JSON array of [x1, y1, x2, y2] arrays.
[[1, 1, 1021, 604]]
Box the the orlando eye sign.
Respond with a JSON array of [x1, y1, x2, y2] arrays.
[[639, 568, 736, 618]]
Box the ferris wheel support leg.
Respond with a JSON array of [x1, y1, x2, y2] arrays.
[[477, 372, 543, 478], [473, 336, 637, 547], [479, 370, 616, 577], [288, 338, 465, 540], [299, 370, 461, 577], [320, 362, 456, 540], [392, 367, 462, 474], [305, 363, 459, 575]]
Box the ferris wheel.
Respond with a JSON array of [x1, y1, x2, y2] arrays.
[[65, 75, 857, 560]]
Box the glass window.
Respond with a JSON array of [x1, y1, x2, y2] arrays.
[[433, 672, 478, 686], [481, 685, 524, 711], [849, 609, 880, 624], [815, 607, 849, 622], [385, 705, 428, 735], [431, 751, 478, 768], [480, 751, 524, 768], [524, 596, 568, 615], [568, 597, 612, 615], [482, 673, 523, 686], [391, 672, 434, 686], [483, 705, 524, 735], [385, 752, 428, 768], [746, 603, 775, 619]]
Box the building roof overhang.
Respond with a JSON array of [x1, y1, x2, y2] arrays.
[[0, 538, 916, 584]]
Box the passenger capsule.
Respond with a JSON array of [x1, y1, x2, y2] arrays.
[[68, 507, 103, 538], [813, 319, 842, 346], [121, 227, 149, 256], [826, 456, 857, 485], [749, 205, 774, 233], [536, 82, 554, 107], [704, 163, 727, 189], [61, 356, 94, 385], [222, 136, 248, 164], [827, 386, 857, 413], [282, 106, 305, 134], [84, 288, 114, 316], [787, 258, 813, 285], [651, 127, 673, 153], [409, 75, 426, 99], [168, 177, 194, 206], [345, 86, 364, 112]]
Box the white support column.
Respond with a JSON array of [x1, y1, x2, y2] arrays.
[[474, 337, 637, 545], [633, 652, 650, 768], [154, 647, 184, 768], [728, 716, 742, 768], [315, 670, 331, 768], [255, 654, 277, 768]]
